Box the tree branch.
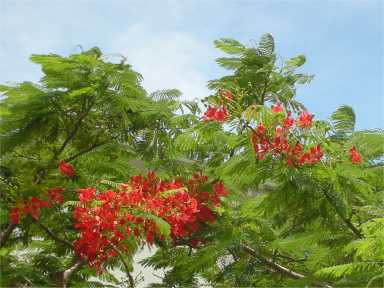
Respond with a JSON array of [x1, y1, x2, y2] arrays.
[[34, 98, 94, 185], [35, 222, 74, 248], [0, 224, 16, 248], [62, 259, 84, 288], [109, 243, 135, 288], [242, 244, 332, 288], [56, 112, 88, 157], [242, 244, 304, 279], [64, 139, 109, 163], [322, 189, 363, 239]]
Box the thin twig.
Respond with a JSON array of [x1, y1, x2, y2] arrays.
[[64, 139, 109, 162], [109, 243, 135, 288], [35, 222, 74, 248], [322, 189, 363, 239]]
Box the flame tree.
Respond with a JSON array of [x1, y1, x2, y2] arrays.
[[1, 35, 383, 287]]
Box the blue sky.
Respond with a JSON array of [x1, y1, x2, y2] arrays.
[[1, 0, 383, 129]]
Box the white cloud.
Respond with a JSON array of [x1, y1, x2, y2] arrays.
[[111, 23, 213, 101]]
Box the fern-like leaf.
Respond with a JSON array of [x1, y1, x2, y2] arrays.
[[330, 105, 356, 135], [257, 33, 274, 56]]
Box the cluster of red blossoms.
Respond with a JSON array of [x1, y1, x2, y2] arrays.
[[251, 103, 323, 167], [202, 89, 233, 122], [59, 160, 76, 177], [9, 161, 74, 224], [250, 103, 363, 166], [9, 187, 65, 225], [9, 197, 50, 225], [73, 171, 228, 271], [349, 145, 362, 164], [9, 159, 229, 271]]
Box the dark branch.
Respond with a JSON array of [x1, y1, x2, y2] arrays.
[[0, 224, 16, 248], [34, 98, 94, 185], [35, 222, 74, 248], [64, 139, 109, 163], [260, 74, 269, 105], [110, 243, 135, 288], [242, 244, 332, 288], [322, 189, 363, 239], [242, 244, 305, 280]]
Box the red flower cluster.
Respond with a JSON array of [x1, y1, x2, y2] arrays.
[[271, 102, 284, 114], [349, 145, 362, 164], [48, 187, 65, 204], [295, 144, 324, 165], [9, 197, 50, 224], [78, 187, 96, 202], [219, 89, 233, 101], [9, 186, 65, 224], [297, 111, 313, 128], [73, 172, 228, 271], [202, 89, 234, 122], [9, 208, 20, 225], [202, 105, 229, 122], [251, 107, 323, 166], [59, 160, 76, 177]]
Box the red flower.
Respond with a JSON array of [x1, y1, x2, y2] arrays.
[[298, 145, 323, 165], [213, 181, 228, 197], [202, 106, 229, 122], [24, 197, 48, 220], [283, 112, 294, 128], [78, 188, 96, 202], [214, 106, 229, 122], [297, 111, 313, 128], [48, 187, 64, 204], [273, 136, 289, 154], [59, 160, 76, 177], [349, 145, 362, 164], [9, 208, 20, 225], [256, 123, 266, 134], [146, 230, 155, 244], [271, 102, 284, 113], [202, 106, 217, 122], [219, 89, 233, 101], [299, 153, 309, 165], [96, 190, 115, 203], [309, 144, 323, 163], [291, 143, 303, 155]]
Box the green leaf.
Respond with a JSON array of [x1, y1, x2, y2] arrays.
[[257, 33, 275, 56], [284, 54, 306, 71], [150, 89, 182, 101], [330, 105, 356, 134], [67, 87, 95, 99], [214, 38, 246, 55]]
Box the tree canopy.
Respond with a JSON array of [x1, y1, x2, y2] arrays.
[[1, 34, 383, 288]]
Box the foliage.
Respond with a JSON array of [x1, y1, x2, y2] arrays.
[[144, 34, 383, 288], [0, 48, 193, 287], [1, 35, 383, 288]]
